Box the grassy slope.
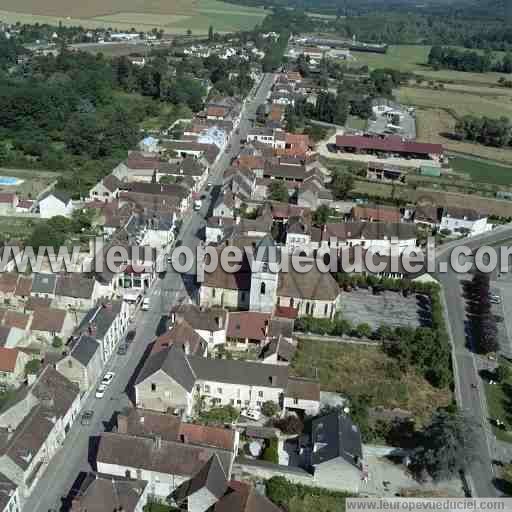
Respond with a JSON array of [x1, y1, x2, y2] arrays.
[[484, 358, 512, 443]]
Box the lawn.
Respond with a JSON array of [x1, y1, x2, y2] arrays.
[[0, 168, 59, 199], [0, 0, 266, 33], [415, 108, 512, 165], [346, 115, 367, 131], [449, 156, 512, 187], [291, 339, 451, 424], [352, 44, 506, 86], [484, 358, 512, 443]]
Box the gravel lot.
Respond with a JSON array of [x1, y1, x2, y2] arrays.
[[341, 289, 431, 329]]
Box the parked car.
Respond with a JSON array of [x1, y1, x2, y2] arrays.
[[241, 408, 261, 421], [101, 371, 115, 386], [95, 384, 107, 399], [80, 410, 94, 425], [142, 297, 151, 311], [126, 329, 136, 343], [117, 343, 128, 355]]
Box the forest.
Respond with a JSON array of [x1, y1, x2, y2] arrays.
[[428, 46, 512, 73], [0, 36, 260, 196]]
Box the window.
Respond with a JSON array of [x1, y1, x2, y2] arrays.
[[125, 470, 131, 479], [306, 302, 310, 315], [244, 400, 250, 406], [212, 289, 216, 298], [294, 398, 299, 404], [237, 400, 242, 405], [204, 384, 211, 393], [324, 304, 328, 315], [260, 282, 266, 295], [151, 383, 157, 392], [217, 387, 223, 394], [258, 391, 263, 398], [68, 360, 73, 368], [257, 401, 261, 407], [230, 399, 235, 405]]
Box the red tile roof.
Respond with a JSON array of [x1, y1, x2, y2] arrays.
[[0, 347, 19, 372], [274, 305, 298, 319], [336, 135, 443, 155], [3, 310, 30, 330], [179, 422, 235, 452], [207, 106, 227, 118], [226, 312, 271, 341], [0, 193, 16, 204], [31, 308, 67, 333], [351, 205, 401, 223]]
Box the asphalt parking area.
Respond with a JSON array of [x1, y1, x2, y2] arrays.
[[342, 289, 430, 329]]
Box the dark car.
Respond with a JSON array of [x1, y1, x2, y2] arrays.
[[126, 329, 136, 344], [117, 343, 128, 355], [80, 410, 94, 426]]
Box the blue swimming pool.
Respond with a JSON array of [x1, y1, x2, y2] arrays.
[[0, 176, 24, 186]]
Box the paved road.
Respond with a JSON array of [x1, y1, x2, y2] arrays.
[[23, 73, 275, 512], [435, 225, 512, 497]]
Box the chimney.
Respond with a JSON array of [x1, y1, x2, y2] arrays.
[[117, 414, 128, 434], [153, 434, 162, 450]]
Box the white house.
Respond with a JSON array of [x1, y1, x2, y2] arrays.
[[89, 174, 121, 203], [38, 191, 74, 219], [316, 222, 418, 256], [439, 207, 490, 236]]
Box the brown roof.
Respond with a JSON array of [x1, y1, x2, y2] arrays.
[[102, 174, 121, 192], [121, 408, 235, 452], [31, 308, 67, 333], [171, 304, 227, 332], [96, 432, 233, 478], [0, 274, 18, 294], [0, 193, 16, 204], [2, 310, 30, 330], [352, 205, 401, 223], [286, 377, 320, 401], [0, 347, 19, 372], [203, 252, 251, 291], [278, 262, 340, 301], [214, 481, 281, 512], [14, 275, 32, 297], [336, 134, 443, 155], [73, 473, 148, 512], [24, 297, 52, 311], [153, 320, 206, 356], [207, 106, 227, 118], [226, 312, 271, 341]]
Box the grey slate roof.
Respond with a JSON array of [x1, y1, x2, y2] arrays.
[[189, 356, 289, 389], [309, 412, 363, 468], [70, 335, 100, 367], [31, 273, 57, 295], [39, 190, 71, 205], [78, 302, 123, 340], [172, 454, 228, 504], [56, 274, 95, 299], [136, 344, 196, 391]]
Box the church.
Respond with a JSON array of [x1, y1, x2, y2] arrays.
[[199, 236, 341, 319]]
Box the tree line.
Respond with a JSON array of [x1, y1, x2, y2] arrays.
[[428, 46, 512, 73], [455, 115, 512, 148]]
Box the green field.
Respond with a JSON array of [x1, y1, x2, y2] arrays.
[[398, 85, 512, 119], [449, 156, 512, 187], [0, 0, 267, 34], [352, 45, 507, 86]]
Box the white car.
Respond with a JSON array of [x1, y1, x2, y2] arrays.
[[241, 408, 261, 421], [141, 298, 150, 311], [95, 384, 107, 399], [101, 372, 115, 386]]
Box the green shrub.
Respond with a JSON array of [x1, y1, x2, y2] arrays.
[[262, 438, 279, 464]]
